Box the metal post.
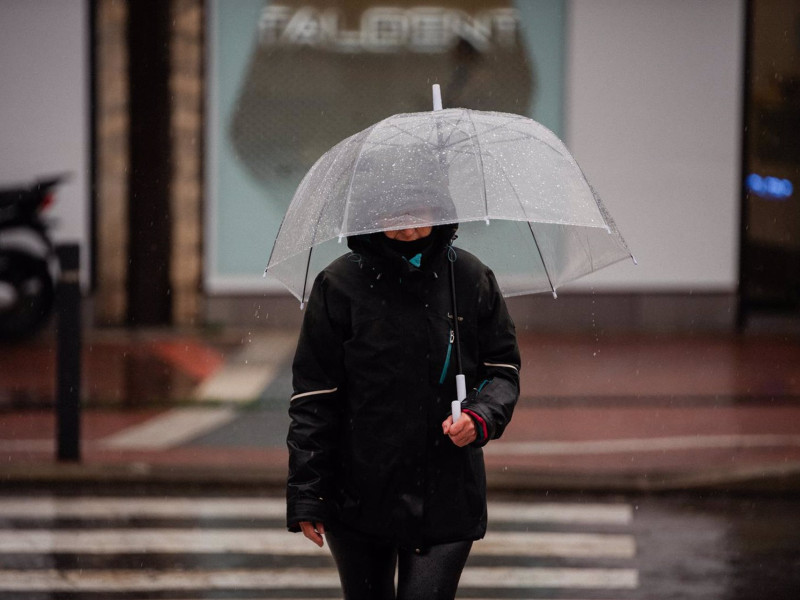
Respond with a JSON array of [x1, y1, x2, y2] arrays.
[[55, 244, 81, 462]]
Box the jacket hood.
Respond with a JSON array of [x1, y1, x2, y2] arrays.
[[346, 223, 458, 276]]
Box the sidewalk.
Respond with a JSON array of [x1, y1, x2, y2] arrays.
[[2, 326, 800, 494]]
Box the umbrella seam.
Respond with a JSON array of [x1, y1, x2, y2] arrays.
[[267, 133, 355, 272], [527, 221, 557, 297], [464, 110, 490, 220], [268, 216, 615, 273], [301, 144, 362, 303], [265, 169, 316, 272], [300, 245, 314, 306], [340, 124, 380, 239], [441, 110, 469, 148]]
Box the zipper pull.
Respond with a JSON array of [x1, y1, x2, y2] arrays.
[[449, 329, 454, 344]]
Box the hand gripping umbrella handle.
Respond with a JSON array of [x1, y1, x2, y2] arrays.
[[452, 374, 466, 422]]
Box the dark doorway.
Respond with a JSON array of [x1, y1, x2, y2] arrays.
[[740, 0, 800, 327], [127, 0, 172, 325]]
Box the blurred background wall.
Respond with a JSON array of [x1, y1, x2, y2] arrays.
[[2, 0, 798, 334]]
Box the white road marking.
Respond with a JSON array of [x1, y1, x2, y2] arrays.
[[0, 494, 639, 595], [0, 496, 288, 519], [0, 529, 633, 558], [0, 530, 326, 555], [0, 497, 631, 525], [462, 567, 638, 588], [487, 434, 800, 456], [476, 532, 635, 557], [97, 408, 237, 449], [192, 364, 277, 403], [0, 567, 638, 591], [489, 501, 633, 524], [193, 330, 297, 402], [0, 569, 339, 591]]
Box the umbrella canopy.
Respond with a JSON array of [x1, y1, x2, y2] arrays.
[[265, 105, 634, 303]]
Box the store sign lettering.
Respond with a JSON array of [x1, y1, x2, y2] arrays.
[[259, 5, 521, 53]]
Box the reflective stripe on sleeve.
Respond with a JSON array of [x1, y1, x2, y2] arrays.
[[290, 387, 338, 401], [483, 362, 519, 372]]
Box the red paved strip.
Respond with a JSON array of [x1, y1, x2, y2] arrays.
[[150, 339, 225, 381]]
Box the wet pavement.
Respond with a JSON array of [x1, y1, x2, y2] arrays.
[[1, 325, 800, 493], [0, 485, 798, 599], [630, 493, 800, 600]]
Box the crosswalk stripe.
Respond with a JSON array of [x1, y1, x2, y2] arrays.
[[0, 494, 639, 596], [0, 496, 287, 519], [489, 501, 633, 524], [476, 532, 635, 557], [0, 497, 631, 524], [0, 567, 638, 591], [462, 567, 639, 588], [0, 529, 634, 558]]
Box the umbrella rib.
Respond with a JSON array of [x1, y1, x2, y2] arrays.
[[373, 124, 416, 148], [265, 146, 331, 271], [463, 115, 525, 140], [527, 222, 558, 298], [482, 129, 569, 159], [369, 114, 471, 153], [269, 139, 353, 301], [300, 246, 314, 307], [265, 215, 289, 274], [299, 187, 338, 303], [468, 114, 570, 160], [479, 149, 558, 296], [465, 110, 490, 220], [384, 123, 433, 148], [382, 113, 470, 152], [440, 111, 469, 148], [339, 125, 379, 239]]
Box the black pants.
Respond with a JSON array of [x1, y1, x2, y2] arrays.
[[326, 525, 473, 600]]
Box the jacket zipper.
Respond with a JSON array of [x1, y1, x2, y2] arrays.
[[439, 329, 454, 384]]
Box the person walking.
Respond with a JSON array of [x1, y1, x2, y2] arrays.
[[286, 221, 520, 599]]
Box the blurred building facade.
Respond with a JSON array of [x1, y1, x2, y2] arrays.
[[3, 0, 799, 333], [741, 0, 800, 323], [94, 0, 204, 327]]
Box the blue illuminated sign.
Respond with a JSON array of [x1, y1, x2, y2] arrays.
[[746, 173, 794, 200]]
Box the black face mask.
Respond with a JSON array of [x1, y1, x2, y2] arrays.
[[380, 234, 435, 259]]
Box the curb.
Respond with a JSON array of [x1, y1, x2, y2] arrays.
[[3, 463, 800, 495]]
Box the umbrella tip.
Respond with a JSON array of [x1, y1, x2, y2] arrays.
[[432, 84, 442, 111], [552, 290, 558, 299], [631, 254, 639, 265]]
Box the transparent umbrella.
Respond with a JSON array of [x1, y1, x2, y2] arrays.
[[265, 86, 635, 305]]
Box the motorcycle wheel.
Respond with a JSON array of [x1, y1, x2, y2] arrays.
[[0, 249, 55, 341]]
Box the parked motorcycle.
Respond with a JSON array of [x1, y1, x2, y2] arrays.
[[0, 175, 65, 341]]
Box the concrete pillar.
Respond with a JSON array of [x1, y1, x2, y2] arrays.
[[94, 0, 129, 325]]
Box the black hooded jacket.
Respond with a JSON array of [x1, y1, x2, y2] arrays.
[[286, 225, 520, 548]]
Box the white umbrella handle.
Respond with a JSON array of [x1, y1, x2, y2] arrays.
[[451, 373, 466, 421]]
